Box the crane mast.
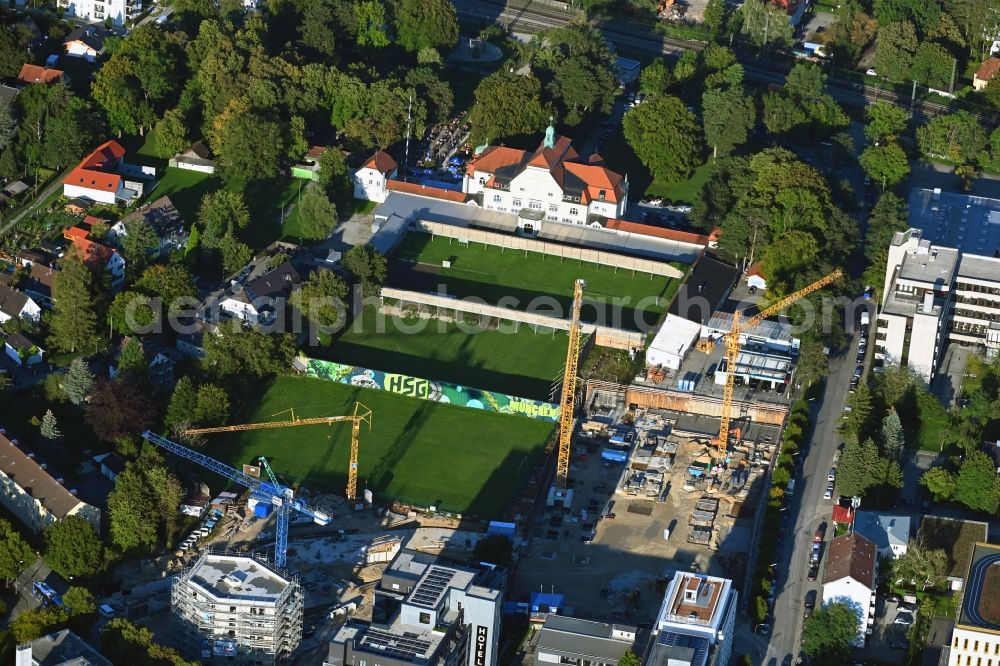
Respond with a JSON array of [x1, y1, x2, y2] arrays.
[[556, 279, 586, 490], [708, 269, 842, 454], [185, 402, 372, 500]]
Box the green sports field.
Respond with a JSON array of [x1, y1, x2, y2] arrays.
[[323, 306, 567, 400], [213, 376, 554, 516], [388, 234, 684, 331]]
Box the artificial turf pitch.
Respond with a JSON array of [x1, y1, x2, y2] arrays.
[[388, 234, 682, 331], [212, 376, 554, 517]]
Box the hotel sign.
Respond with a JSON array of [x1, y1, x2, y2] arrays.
[[474, 625, 489, 666]]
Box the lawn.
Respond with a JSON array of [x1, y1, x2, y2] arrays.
[[321, 305, 568, 400], [150, 167, 302, 249], [915, 408, 949, 452], [389, 233, 681, 331], [599, 127, 712, 203], [213, 376, 554, 516]]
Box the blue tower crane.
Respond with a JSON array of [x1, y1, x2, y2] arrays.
[[142, 430, 331, 569]]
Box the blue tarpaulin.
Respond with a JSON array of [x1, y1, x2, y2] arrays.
[[530, 592, 564, 614], [487, 521, 516, 539], [602, 448, 628, 463]]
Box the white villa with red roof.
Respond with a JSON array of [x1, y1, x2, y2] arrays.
[[354, 151, 398, 203], [463, 121, 627, 236], [63, 140, 155, 205]]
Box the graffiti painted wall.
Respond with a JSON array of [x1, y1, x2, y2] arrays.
[[301, 356, 560, 422]]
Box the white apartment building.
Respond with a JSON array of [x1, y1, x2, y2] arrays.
[[172, 553, 304, 664], [58, 0, 140, 28], [463, 122, 627, 236], [644, 572, 737, 666], [878, 229, 1000, 383], [822, 533, 877, 645], [947, 542, 1000, 666]]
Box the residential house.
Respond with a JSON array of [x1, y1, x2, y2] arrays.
[[353, 150, 398, 203], [169, 142, 217, 174], [220, 261, 301, 324], [14, 628, 112, 666], [292, 146, 327, 181], [15, 16, 44, 52], [0, 430, 101, 534], [16, 64, 64, 86], [60, 0, 138, 27], [973, 57, 1000, 91], [176, 319, 212, 358], [63, 140, 154, 205], [109, 338, 181, 387], [463, 122, 628, 236], [534, 616, 636, 666], [822, 532, 877, 645], [64, 225, 126, 284], [746, 262, 767, 291], [3, 181, 29, 198], [768, 0, 808, 25], [15, 249, 50, 268], [0, 285, 42, 324], [852, 511, 910, 559], [109, 195, 188, 256], [61, 26, 106, 60], [4, 332, 44, 367], [92, 452, 125, 482], [19, 264, 59, 309], [64, 197, 94, 216]]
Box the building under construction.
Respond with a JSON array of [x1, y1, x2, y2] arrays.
[[171, 552, 304, 664]]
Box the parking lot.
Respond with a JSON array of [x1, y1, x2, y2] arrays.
[[858, 596, 913, 664]]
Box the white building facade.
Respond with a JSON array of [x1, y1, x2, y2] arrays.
[[822, 533, 877, 645], [463, 123, 627, 236], [646, 572, 737, 666], [354, 151, 398, 203], [58, 0, 141, 28]]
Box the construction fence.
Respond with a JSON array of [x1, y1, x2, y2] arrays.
[[413, 220, 686, 279], [380, 287, 645, 351]]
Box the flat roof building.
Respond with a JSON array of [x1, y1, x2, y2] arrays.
[[535, 615, 637, 666], [15, 629, 111, 666], [645, 572, 737, 666], [948, 542, 1000, 666], [171, 553, 303, 664], [325, 549, 505, 666]]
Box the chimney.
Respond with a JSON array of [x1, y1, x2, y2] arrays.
[[931, 249, 937, 261], [922, 291, 934, 312]]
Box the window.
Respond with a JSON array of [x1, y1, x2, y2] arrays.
[[549, 204, 557, 212], [492, 194, 501, 203], [529, 200, 542, 210], [519, 187, 525, 192], [599, 190, 606, 201], [512, 199, 522, 207], [569, 207, 579, 216], [419, 612, 431, 625]]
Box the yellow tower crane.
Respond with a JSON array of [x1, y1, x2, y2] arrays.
[[697, 269, 842, 454], [556, 279, 586, 490], [185, 402, 373, 500]]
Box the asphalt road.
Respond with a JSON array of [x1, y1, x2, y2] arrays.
[[764, 322, 863, 665]]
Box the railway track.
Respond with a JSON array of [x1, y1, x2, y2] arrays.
[[457, 0, 993, 123]]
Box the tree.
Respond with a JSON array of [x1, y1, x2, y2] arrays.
[[64, 358, 94, 405], [739, 0, 794, 46], [623, 95, 701, 185], [117, 338, 148, 383], [40, 410, 61, 440], [203, 323, 296, 381], [392, 0, 459, 52], [873, 21, 918, 82], [218, 234, 253, 274], [107, 463, 177, 551], [49, 252, 97, 354], [102, 617, 198, 665], [468, 72, 548, 146], [354, 0, 390, 47], [316, 147, 352, 204], [801, 601, 860, 660], [785, 63, 828, 101], [121, 215, 160, 275], [107, 291, 158, 336], [911, 41, 955, 89], [85, 378, 154, 443], [859, 142, 910, 188], [0, 28, 28, 79], [10, 606, 69, 643], [865, 101, 910, 142], [640, 60, 671, 97], [837, 437, 884, 497], [619, 650, 642, 666], [299, 0, 337, 58], [762, 92, 808, 135], [873, 0, 941, 32], [0, 102, 16, 152], [983, 77, 1000, 112], [954, 450, 1000, 513], [823, 2, 878, 64], [703, 87, 756, 157], [0, 519, 34, 588], [892, 539, 947, 589], [44, 516, 103, 579], [920, 466, 956, 500], [92, 56, 157, 136], [165, 377, 198, 433], [703, 0, 726, 32], [917, 111, 987, 165], [215, 111, 283, 181], [404, 68, 454, 125], [295, 185, 338, 240], [881, 408, 905, 460], [151, 108, 189, 158], [294, 268, 350, 329], [198, 190, 250, 247], [63, 586, 96, 616], [195, 383, 230, 426], [343, 244, 388, 299], [136, 264, 198, 314]]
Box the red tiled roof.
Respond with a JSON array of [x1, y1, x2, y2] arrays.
[[825, 532, 876, 588], [64, 226, 115, 267], [466, 146, 528, 177], [747, 261, 765, 279], [63, 226, 89, 242], [64, 140, 126, 194], [975, 58, 1000, 83], [306, 146, 327, 159], [604, 219, 712, 246], [361, 150, 398, 174], [386, 180, 467, 203], [526, 136, 578, 169], [16, 64, 64, 85], [563, 162, 624, 204], [832, 505, 854, 524]]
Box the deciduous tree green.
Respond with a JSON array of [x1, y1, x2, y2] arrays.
[[44, 516, 103, 579], [622, 95, 701, 185]]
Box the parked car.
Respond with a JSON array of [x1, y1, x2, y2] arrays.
[[828, 468, 837, 482], [866, 68, 878, 76], [807, 565, 818, 581], [824, 483, 834, 500], [890, 640, 908, 650], [894, 612, 914, 626], [886, 593, 902, 603]]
